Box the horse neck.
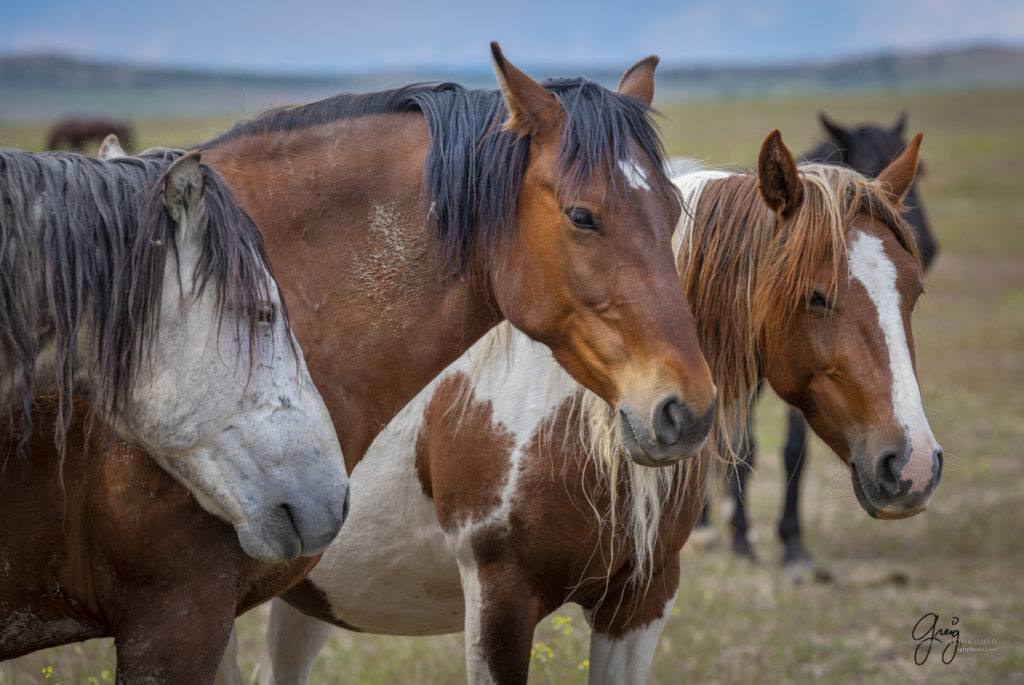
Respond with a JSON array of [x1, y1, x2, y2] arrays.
[[201, 120, 503, 468]]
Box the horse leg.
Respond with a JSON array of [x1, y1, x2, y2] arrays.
[[460, 560, 540, 685], [114, 595, 236, 685], [779, 408, 813, 568], [726, 406, 757, 561], [584, 557, 680, 685], [249, 598, 334, 685]]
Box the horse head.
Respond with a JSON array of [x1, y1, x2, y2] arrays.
[[758, 130, 942, 519], [101, 151, 349, 560], [487, 44, 716, 466]]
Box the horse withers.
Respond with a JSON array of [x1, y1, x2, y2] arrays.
[[227, 130, 940, 685], [0, 146, 348, 560]]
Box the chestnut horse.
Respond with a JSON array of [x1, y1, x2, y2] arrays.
[[226, 131, 941, 684], [0, 146, 346, 560], [46, 117, 134, 151], [0, 46, 715, 683], [706, 112, 940, 569]]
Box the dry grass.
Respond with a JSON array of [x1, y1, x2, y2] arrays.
[[2, 86, 1022, 684]]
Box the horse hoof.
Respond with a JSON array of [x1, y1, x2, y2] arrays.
[[782, 557, 816, 584], [731, 538, 758, 562]]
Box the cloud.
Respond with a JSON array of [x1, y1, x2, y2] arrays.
[[849, 0, 1024, 52]]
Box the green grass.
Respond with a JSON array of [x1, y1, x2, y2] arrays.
[[2, 86, 1022, 684]]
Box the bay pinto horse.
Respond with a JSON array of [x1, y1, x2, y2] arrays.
[[0, 46, 716, 683], [46, 117, 134, 152], [707, 112, 940, 570], [197, 42, 717, 477], [224, 131, 941, 685], [0, 146, 346, 561]]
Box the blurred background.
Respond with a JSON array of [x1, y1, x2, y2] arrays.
[[1, 1, 1022, 682]]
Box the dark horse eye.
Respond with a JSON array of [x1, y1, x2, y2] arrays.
[[257, 304, 276, 325], [565, 207, 598, 231], [805, 289, 831, 312]]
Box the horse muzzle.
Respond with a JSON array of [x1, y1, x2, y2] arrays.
[[235, 478, 350, 561], [849, 439, 943, 519], [618, 393, 715, 466]]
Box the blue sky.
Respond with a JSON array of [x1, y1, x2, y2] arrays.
[[3, 0, 1024, 73]]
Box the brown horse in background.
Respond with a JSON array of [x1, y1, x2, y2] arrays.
[[46, 117, 134, 151]]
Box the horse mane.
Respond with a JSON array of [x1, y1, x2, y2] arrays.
[[200, 78, 675, 278], [0, 147, 277, 456]]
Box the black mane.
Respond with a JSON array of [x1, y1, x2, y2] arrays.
[[0, 147, 274, 455], [804, 123, 938, 268], [202, 77, 674, 276]]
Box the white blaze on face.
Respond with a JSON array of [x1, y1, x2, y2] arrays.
[[848, 231, 939, 489], [618, 157, 650, 192]]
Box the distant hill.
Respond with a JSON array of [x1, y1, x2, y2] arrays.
[[1, 45, 1021, 120], [655, 45, 1024, 99]]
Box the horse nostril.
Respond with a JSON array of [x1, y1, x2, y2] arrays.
[[652, 396, 715, 446], [875, 451, 904, 496], [653, 396, 687, 445], [932, 448, 944, 484]]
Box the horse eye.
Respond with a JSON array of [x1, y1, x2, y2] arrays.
[[565, 207, 598, 231], [805, 289, 831, 313], [257, 304, 276, 325]]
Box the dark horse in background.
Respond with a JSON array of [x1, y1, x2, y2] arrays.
[[46, 117, 133, 151], [702, 112, 940, 571]]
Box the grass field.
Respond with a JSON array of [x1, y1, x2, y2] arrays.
[[2, 86, 1022, 684]]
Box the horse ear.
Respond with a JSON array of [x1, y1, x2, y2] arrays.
[[617, 56, 658, 106], [162, 151, 206, 234], [892, 111, 908, 137], [758, 129, 803, 220], [819, 112, 851, 149], [876, 132, 922, 204], [99, 134, 126, 160], [491, 42, 562, 139]]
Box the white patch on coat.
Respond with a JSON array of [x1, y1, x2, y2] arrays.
[[848, 231, 938, 472], [618, 158, 650, 191], [586, 592, 677, 685], [305, 327, 578, 636], [458, 561, 496, 685], [308, 384, 464, 635]]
